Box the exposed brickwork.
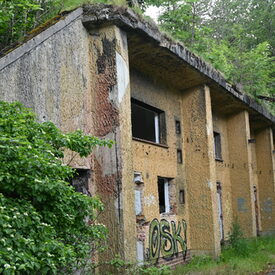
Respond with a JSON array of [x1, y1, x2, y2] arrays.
[[94, 159, 120, 196], [157, 250, 191, 269], [92, 36, 119, 137], [136, 223, 148, 242]]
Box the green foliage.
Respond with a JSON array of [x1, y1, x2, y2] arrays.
[[0, 101, 112, 274], [106, 256, 171, 275], [143, 0, 275, 114], [0, 0, 62, 52], [228, 220, 249, 257]]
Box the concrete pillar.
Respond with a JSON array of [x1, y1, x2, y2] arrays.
[[255, 127, 275, 235], [89, 25, 136, 262], [182, 85, 220, 256], [227, 111, 256, 237]]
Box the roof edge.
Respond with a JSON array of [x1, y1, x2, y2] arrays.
[[0, 8, 83, 72], [82, 4, 275, 125]]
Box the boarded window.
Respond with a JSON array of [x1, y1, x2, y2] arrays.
[[214, 132, 222, 160], [158, 177, 170, 214], [131, 99, 166, 144]]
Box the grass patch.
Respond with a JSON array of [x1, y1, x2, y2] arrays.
[[61, 0, 128, 12], [173, 236, 275, 275]]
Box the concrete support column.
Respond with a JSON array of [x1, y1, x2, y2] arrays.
[[255, 128, 275, 235], [89, 25, 136, 262], [227, 111, 256, 237], [182, 85, 220, 256]]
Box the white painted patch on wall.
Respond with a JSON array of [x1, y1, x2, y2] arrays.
[[144, 195, 156, 206], [116, 52, 129, 103], [135, 190, 142, 215], [207, 181, 213, 189], [136, 241, 144, 264]]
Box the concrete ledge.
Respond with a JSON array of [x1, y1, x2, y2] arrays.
[[0, 8, 83, 72], [82, 4, 275, 126]]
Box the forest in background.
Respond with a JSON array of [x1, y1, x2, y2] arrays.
[[0, 0, 274, 113]]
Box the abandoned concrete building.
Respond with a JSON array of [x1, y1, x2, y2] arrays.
[[0, 4, 275, 267]]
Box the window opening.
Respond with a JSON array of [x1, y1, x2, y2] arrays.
[[70, 168, 91, 196], [131, 99, 166, 144], [175, 120, 181, 134], [179, 189, 185, 204], [214, 132, 222, 160], [158, 177, 170, 213], [177, 149, 183, 164], [216, 182, 224, 243], [134, 171, 143, 184]]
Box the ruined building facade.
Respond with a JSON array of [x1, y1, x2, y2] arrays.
[[0, 5, 275, 267]]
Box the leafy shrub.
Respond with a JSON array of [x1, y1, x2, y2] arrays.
[[101, 255, 171, 275], [228, 219, 249, 257], [0, 101, 112, 274]]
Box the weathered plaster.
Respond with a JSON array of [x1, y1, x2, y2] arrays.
[[227, 111, 257, 237], [182, 85, 220, 256], [89, 25, 136, 264], [255, 128, 275, 235], [131, 70, 189, 262], [212, 112, 233, 240]]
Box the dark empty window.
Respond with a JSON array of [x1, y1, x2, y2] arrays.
[[70, 169, 91, 196], [214, 132, 222, 160], [131, 99, 166, 144], [175, 120, 181, 134], [177, 149, 183, 163], [158, 177, 170, 213]]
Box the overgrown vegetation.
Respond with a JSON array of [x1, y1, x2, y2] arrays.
[[97, 256, 171, 275], [0, 101, 113, 274], [142, 0, 275, 114], [173, 221, 275, 275], [0, 0, 274, 113]]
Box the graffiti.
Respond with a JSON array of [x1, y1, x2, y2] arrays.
[[148, 219, 187, 262]]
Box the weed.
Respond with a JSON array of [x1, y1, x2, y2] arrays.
[[173, 234, 275, 274], [228, 219, 249, 256]]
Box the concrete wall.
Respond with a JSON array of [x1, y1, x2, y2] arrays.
[[182, 85, 220, 256], [255, 128, 275, 235], [0, 14, 137, 263], [1, 8, 275, 268], [212, 113, 233, 240], [227, 111, 257, 237], [131, 71, 188, 264], [0, 14, 91, 169], [89, 25, 136, 262]]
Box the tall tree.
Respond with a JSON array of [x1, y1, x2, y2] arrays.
[[143, 0, 274, 114]]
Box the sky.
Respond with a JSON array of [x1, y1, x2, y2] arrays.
[[144, 6, 161, 22]]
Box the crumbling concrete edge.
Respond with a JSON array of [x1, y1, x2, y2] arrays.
[[0, 8, 83, 72], [82, 4, 275, 125]]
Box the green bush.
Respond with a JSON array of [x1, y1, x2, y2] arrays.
[[0, 101, 112, 274], [228, 219, 249, 257]]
